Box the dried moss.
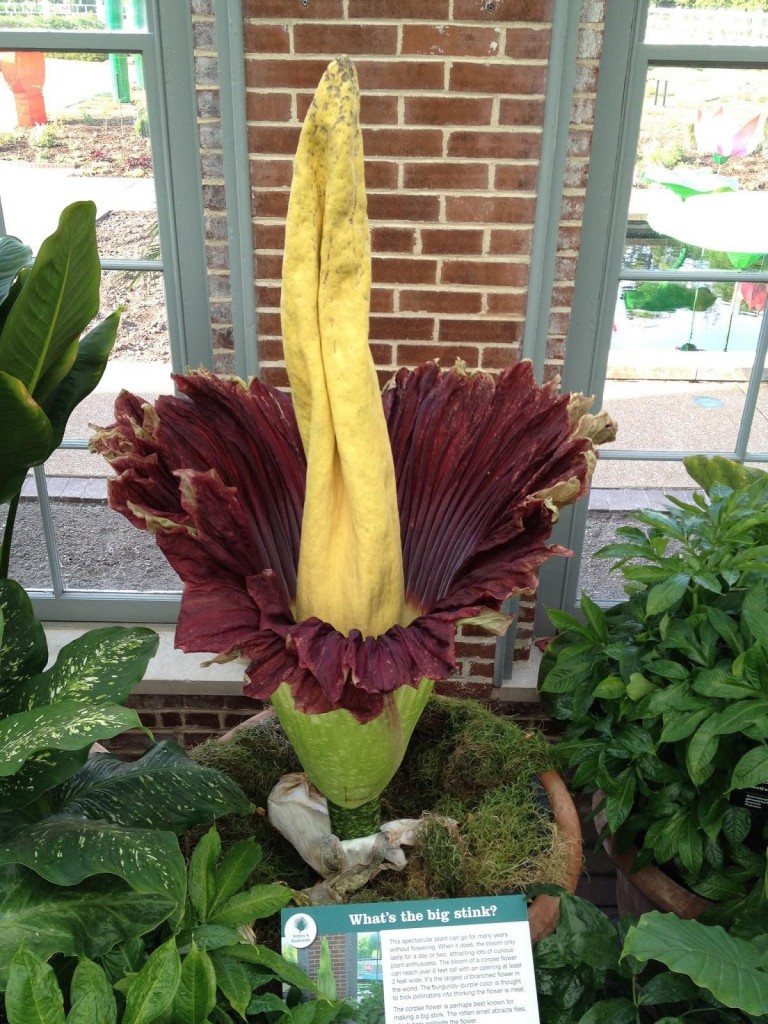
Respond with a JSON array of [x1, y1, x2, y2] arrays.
[[188, 696, 570, 902]]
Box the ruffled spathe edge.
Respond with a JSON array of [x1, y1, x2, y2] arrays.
[[91, 361, 614, 723]]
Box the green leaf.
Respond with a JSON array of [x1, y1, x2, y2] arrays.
[[0, 580, 47, 700], [188, 826, 222, 923], [659, 708, 709, 744], [604, 771, 636, 832], [677, 815, 703, 877], [122, 938, 182, 1024], [577, 998, 637, 1024], [646, 574, 691, 616], [51, 740, 253, 834], [730, 747, 768, 791], [4, 947, 65, 1024], [0, 235, 32, 305], [637, 970, 699, 1005], [0, 202, 100, 396], [211, 838, 263, 915], [219, 944, 316, 993], [67, 958, 117, 1024], [0, 817, 186, 906], [580, 593, 609, 643], [172, 943, 217, 1024], [13, 625, 159, 715], [210, 952, 253, 1020], [0, 701, 147, 777], [208, 884, 292, 928], [707, 607, 745, 655], [684, 455, 765, 494], [176, 925, 243, 955], [722, 805, 751, 845], [626, 673, 656, 701], [742, 583, 768, 649], [0, 867, 174, 988], [247, 993, 291, 1018], [0, 373, 53, 502], [692, 668, 756, 700], [623, 913, 768, 1016], [645, 659, 688, 681], [593, 674, 625, 699]]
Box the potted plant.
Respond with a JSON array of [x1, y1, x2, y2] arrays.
[[533, 889, 768, 1022], [539, 455, 768, 923], [91, 58, 614, 916]]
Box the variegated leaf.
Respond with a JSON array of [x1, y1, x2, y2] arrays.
[[0, 579, 47, 707]]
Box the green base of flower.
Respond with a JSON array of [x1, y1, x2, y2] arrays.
[[327, 796, 381, 840]]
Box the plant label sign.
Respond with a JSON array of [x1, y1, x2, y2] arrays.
[[281, 894, 540, 1022], [731, 781, 768, 819]]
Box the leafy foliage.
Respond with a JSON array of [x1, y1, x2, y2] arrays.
[[2, 827, 354, 1023], [540, 460, 768, 908], [534, 891, 768, 1023]]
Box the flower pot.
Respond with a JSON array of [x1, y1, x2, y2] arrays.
[[218, 702, 583, 943], [592, 793, 711, 920]]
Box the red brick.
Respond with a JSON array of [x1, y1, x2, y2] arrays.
[[468, 660, 495, 679], [435, 679, 493, 700], [563, 159, 589, 190], [249, 159, 292, 188], [368, 193, 441, 221], [438, 318, 514, 344], [420, 228, 484, 255], [557, 225, 584, 251], [243, 22, 290, 53], [446, 195, 537, 224], [370, 342, 394, 365], [560, 195, 587, 220], [371, 287, 395, 313], [441, 259, 528, 288], [261, 366, 290, 388], [294, 23, 398, 55], [251, 191, 289, 219], [403, 162, 489, 190], [453, 0, 553, 20], [364, 160, 400, 189], [161, 712, 183, 727], [259, 311, 282, 336], [554, 255, 578, 282], [370, 315, 433, 341], [567, 128, 594, 159], [246, 92, 292, 122], [574, 61, 600, 93], [399, 289, 483, 315], [498, 97, 547, 126], [363, 128, 443, 158], [402, 24, 501, 57], [245, 58, 329, 90], [551, 285, 574, 308], [377, 368, 395, 388], [372, 257, 438, 285], [493, 163, 539, 192], [349, 0, 449, 16], [488, 227, 533, 256], [248, 124, 301, 155], [447, 129, 542, 160], [184, 713, 221, 729], [255, 222, 285, 249], [481, 344, 521, 369], [259, 339, 285, 362], [449, 62, 547, 95], [405, 95, 493, 128], [202, 183, 226, 211], [244, 0, 342, 16], [255, 252, 283, 280], [396, 343, 479, 367], [371, 226, 417, 253], [256, 284, 281, 307], [487, 292, 527, 315], [213, 328, 235, 353], [505, 27, 551, 60], [356, 61, 444, 92]]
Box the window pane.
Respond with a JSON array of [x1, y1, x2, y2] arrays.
[[0, 3, 146, 32], [55, 503, 181, 592], [2, 474, 51, 590], [591, 456, 694, 491], [97, 267, 170, 376], [645, 4, 768, 46], [747, 380, 768, 455], [0, 52, 155, 254]]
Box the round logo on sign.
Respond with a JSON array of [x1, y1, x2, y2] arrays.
[[284, 913, 317, 948]]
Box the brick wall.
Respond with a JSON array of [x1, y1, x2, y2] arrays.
[[184, 0, 606, 711]]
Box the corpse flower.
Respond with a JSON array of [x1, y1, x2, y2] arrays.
[[92, 58, 615, 841]]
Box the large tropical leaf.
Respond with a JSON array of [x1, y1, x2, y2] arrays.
[[0, 748, 88, 815], [10, 624, 159, 715], [0, 235, 31, 305], [3, 947, 65, 1023], [51, 740, 254, 833], [0, 700, 146, 777], [0, 866, 175, 988], [41, 308, 121, 452], [684, 455, 767, 496], [0, 816, 186, 906], [0, 372, 53, 502], [0, 579, 47, 704], [623, 912, 768, 1016], [0, 201, 100, 397]]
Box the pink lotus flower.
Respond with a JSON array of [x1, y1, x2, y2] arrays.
[[695, 106, 763, 166]]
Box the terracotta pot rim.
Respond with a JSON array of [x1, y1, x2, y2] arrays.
[[592, 791, 711, 919]]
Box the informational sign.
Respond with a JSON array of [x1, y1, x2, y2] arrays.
[[731, 782, 768, 819], [281, 894, 540, 1023]]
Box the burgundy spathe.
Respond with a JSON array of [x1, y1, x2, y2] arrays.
[[93, 360, 599, 722]]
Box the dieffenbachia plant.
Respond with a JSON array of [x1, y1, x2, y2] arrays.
[[92, 58, 615, 841]]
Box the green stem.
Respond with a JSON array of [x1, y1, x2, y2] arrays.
[[0, 490, 20, 579], [326, 796, 381, 840]]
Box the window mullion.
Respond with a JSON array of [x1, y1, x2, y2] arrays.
[[33, 467, 64, 599]]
